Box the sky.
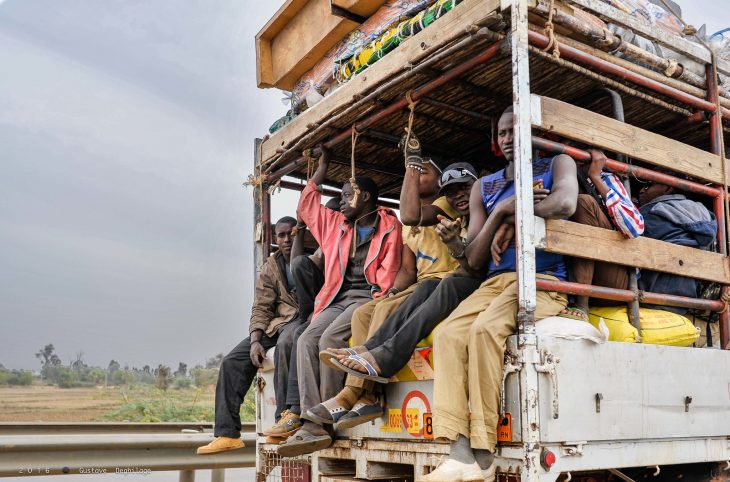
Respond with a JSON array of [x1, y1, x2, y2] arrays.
[[0, 1, 728, 371]]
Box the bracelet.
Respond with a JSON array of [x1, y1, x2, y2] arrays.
[[386, 287, 400, 296], [449, 239, 468, 260], [407, 164, 425, 173]]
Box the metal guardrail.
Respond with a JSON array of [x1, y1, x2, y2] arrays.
[[0, 423, 256, 478]]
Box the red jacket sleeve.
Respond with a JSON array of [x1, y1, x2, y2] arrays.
[[372, 217, 403, 297], [298, 180, 339, 245]]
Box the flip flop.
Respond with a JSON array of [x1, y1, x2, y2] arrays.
[[330, 354, 389, 384], [319, 347, 358, 370], [336, 397, 384, 430], [276, 429, 332, 458], [304, 400, 349, 425], [558, 306, 589, 322]]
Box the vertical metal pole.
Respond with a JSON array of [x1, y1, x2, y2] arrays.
[[511, 1, 541, 481], [211, 468, 225, 482], [179, 470, 195, 482], [706, 64, 729, 349], [253, 138, 266, 278]]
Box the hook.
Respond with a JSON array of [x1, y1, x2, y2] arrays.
[[652, 465, 660, 476], [564, 472, 572, 481], [724, 460, 730, 471]]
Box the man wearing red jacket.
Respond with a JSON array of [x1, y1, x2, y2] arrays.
[[278, 147, 402, 456]]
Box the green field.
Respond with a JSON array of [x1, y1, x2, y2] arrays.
[[0, 384, 255, 423]]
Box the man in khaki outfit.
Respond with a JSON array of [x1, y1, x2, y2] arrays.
[[421, 107, 578, 482]]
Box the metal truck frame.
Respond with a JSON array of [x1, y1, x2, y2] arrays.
[[252, 1, 730, 480]]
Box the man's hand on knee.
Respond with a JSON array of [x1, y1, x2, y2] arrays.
[[250, 330, 266, 368]]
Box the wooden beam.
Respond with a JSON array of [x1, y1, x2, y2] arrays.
[[531, 95, 724, 185], [260, 0, 502, 163], [256, 0, 358, 91], [565, 0, 730, 76], [540, 219, 730, 284]]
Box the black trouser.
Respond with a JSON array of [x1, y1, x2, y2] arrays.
[[365, 275, 483, 378], [278, 255, 325, 416], [214, 334, 278, 438], [214, 254, 325, 436]]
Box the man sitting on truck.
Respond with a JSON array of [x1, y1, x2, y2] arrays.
[[262, 197, 340, 441], [197, 216, 301, 455], [277, 147, 402, 457], [493, 148, 644, 320], [637, 174, 717, 314], [309, 157, 478, 428], [423, 106, 579, 481]]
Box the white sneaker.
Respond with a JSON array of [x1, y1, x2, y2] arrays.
[[417, 458, 485, 482], [483, 464, 496, 482]]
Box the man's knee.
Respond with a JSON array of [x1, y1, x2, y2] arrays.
[[290, 255, 313, 278], [296, 329, 320, 355]]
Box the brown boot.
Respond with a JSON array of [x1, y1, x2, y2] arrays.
[[196, 436, 245, 455]]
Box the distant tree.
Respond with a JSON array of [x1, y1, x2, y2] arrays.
[[107, 360, 120, 373], [142, 365, 151, 374], [205, 354, 224, 369], [57, 368, 80, 388], [35, 344, 62, 367], [154, 365, 172, 391], [174, 362, 188, 378], [71, 351, 86, 373]]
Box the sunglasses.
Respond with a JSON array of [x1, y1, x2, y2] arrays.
[[441, 168, 477, 185]]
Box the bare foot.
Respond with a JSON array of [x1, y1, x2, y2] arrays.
[[339, 350, 381, 375], [559, 306, 588, 321], [331, 345, 366, 358]]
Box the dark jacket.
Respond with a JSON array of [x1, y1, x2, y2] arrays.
[[638, 194, 717, 314], [249, 251, 298, 336]]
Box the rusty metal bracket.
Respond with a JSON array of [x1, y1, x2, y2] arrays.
[[595, 393, 603, 413], [500, 351, 523, 417], [561, 441, 586, 457], [534, 349, 560, 419]]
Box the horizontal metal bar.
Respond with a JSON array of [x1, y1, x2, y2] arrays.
[[531, 136, 722, 198], [0, 422, 249, 436], [0, 432, 255, 477], [527, 30, 730, 119], [278, 179, 400, 210], [536, 278, 725, 312]]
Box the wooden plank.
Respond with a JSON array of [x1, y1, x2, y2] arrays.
[[532, 95, 723, 185], [261, 0, 502, 163], [256, 0, 358, 91], [541, 219, 730, 284], [331, 0, 386, 17], [567, 0, 730, 76]]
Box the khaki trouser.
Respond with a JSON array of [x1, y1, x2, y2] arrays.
[[346, 281, 422, 389], [432, 272, 568, 451]]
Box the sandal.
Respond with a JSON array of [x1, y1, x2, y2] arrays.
[[319, 347, 358, 370], [558, 306, 588, 322], [276, 429, 332, 458], [336, 396, 383, 430], [304, 399, 349, 425], [330, 353, 389, 384]]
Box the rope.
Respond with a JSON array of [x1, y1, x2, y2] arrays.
[[303, 148, 317, 181], [402, 91, 420, 160], [542, 0, 561, 59], [349, 125, 363, 256]]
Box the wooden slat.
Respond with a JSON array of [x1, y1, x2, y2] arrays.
[[540, 219, 730, 284], [331, 0, 386, 17], [567, 0, 730, 76], [532, 95, 724, 185], [260, 0, 502, 163]]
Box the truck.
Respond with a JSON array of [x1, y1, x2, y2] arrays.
[[249, 0, 730, 480]]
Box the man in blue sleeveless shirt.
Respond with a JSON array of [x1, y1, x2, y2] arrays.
[[422, 107, 579, 481]]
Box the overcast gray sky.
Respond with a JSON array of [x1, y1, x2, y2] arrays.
[[0, 1, 727, 370]]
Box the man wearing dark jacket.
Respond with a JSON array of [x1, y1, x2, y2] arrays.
[[197, 216, 300, 455], [638, 179, 717, 314]]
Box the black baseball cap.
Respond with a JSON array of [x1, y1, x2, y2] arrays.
[[439, 162, 478, 193]]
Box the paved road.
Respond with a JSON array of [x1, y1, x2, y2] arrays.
[[12, 468, 255, 482]]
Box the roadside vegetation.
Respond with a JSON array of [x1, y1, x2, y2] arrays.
[[0, 343, 255, 423]]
